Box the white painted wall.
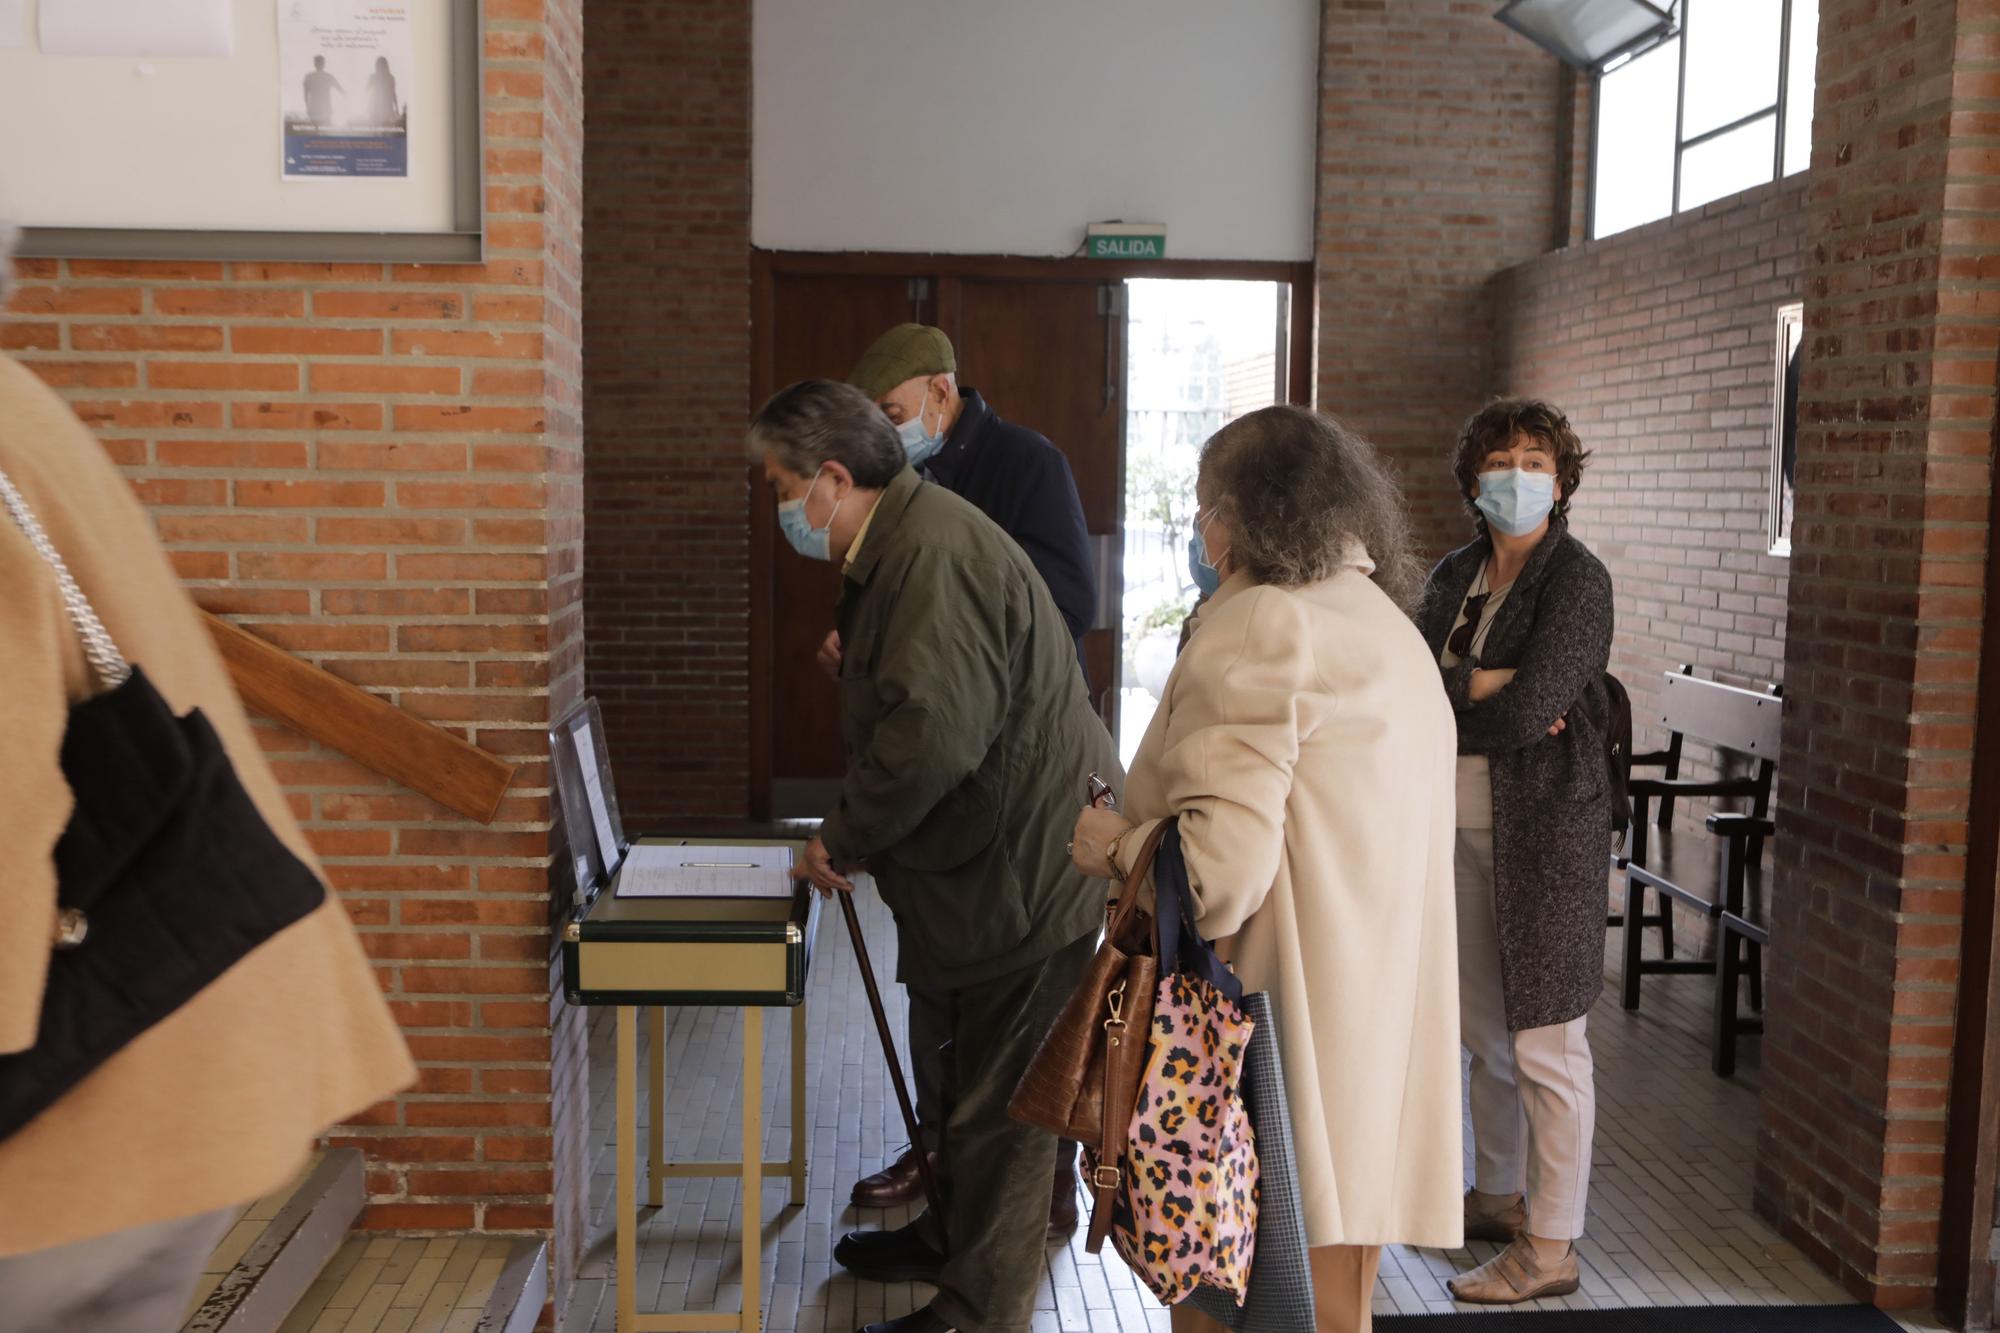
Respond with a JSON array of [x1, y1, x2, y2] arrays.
[[752, 1, 1320, 261]]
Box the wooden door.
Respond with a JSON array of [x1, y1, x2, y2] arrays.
[[760, 273, 928, 804], [942, 276, 1126, 726]]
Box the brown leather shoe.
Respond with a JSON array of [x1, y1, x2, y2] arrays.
[[1047, 1175, 1079, 1241], [1464, 1189, 1527, 1244], [1448, 1237, 1581, 1305], [851, 1147, 935, 1209]]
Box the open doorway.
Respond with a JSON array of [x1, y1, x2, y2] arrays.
[[745, 254, 1310, 817], [1118, 278, 1288, 767]]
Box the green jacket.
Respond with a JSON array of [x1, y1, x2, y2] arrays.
[[820, 467, 1120, 989]]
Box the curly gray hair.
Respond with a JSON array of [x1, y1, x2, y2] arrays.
[[1198, 405, 1423, 607]]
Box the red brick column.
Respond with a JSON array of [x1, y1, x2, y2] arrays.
[[1760, 0, 2000, 1306], [3, 0, 589, 1297], [582, 0, 753, 828], [1315, 0, 1567, 561]]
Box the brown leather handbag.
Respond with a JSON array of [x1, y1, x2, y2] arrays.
[[1008, 819, 1172, 1252]]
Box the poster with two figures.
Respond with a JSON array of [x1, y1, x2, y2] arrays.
[[279, 0, 412, 179]]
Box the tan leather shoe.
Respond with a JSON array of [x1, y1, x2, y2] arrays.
[[1463, 1189, 1527, 1244], [1447, 1237, 1581, 1305]]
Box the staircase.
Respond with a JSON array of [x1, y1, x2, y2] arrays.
[[178, 1151, 548, 1333]]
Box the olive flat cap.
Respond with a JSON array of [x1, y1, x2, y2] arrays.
[[849, 324, 956, 402]]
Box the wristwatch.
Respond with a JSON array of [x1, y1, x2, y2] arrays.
[[1104, 825, 1135, 879]]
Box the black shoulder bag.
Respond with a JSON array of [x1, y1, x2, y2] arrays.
[[0, 466, 327, 1141]]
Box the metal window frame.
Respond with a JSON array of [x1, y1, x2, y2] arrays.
[[1593, 0, 1801, 240], [17, 0, 484, 265]]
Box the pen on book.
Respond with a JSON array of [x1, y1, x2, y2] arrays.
[[682, 861, 757, 868]]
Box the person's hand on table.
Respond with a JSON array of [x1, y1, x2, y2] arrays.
[[1071, 806, 1135, 880], [794, 835, 856, 896], [816, 630, 843, 680]]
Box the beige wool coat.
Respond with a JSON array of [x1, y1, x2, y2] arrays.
[[0, 355, 414, 1255], [1122, 556, 1465, 1250]]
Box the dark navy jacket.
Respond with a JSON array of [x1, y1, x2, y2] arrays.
[[923, 388, 1096, 682]]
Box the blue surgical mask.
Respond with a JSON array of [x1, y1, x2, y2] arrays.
[[1188, 507, 1222, 597], [1474, 468, 1556, 537], [778, 468, 841, 562], [895, 387, 946, 470]]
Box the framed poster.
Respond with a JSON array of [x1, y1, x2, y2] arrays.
[[1771, 303, 1803, 557], [8, 0, 480, 262]]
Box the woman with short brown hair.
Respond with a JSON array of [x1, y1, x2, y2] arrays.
[[1416, 397, 1614, 1305]]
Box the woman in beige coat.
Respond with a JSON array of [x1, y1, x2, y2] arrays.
[[1072, 406, 1464, 1333], [0, 232, 413, 1329]]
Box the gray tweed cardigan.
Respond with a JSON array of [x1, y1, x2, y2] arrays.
[[1415, 519, 1615, 1032]]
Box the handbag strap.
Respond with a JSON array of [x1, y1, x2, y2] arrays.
[[0, 465, 132, 689], [1106, 817, 1173, 938], [1083, 816, 1175, 1256], [1154, 828, 1245, 1003], [1088, 1016, 1136, 1254]]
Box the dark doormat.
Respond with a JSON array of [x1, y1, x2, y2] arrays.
[[1378, 1305, 1909, 1332]]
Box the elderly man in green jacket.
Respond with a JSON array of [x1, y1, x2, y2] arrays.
[[750, 379, 1118, 1333]]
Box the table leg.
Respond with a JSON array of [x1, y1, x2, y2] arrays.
[[649, 1006, 667, 1207], [618, 1006, 638, 1333], [790, 1003, 807, 1205], [742, 1006, 764, 1333]]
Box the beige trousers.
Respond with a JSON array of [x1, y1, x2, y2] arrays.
[[1454, 827, 1596, 1241], [1169, 1245, 1383, 1333]]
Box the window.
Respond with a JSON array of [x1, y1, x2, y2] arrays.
[[1770, 303, 1802, 557], [1591, 0, 1818, 239]]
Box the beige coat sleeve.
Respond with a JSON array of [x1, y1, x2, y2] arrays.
[[0, 519, 75, 1055], [1130, 587, 1315, 941]]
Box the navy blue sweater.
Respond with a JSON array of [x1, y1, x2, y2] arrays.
[[923, 389, 1096, 683]]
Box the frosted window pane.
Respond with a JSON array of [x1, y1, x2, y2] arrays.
[[1680, 114, 1778, 211], [1592, 36, 1679, 238], [1784, 0, 1818, 175], [1682, 0, 1782, 139]]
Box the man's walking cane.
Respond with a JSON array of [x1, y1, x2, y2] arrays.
[[838, 890, 949, 1253]]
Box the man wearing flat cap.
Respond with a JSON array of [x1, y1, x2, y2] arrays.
[[843, 324, 1095, 678], [836, 325, 1096, 1238]]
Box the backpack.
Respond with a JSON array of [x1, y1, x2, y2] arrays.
[[1604, 672, 1633, 837]]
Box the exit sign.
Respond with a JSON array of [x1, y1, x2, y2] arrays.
[[1085, 224, 1167, 260]]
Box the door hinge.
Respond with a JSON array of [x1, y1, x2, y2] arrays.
[[1097, 284, 1126, 317]]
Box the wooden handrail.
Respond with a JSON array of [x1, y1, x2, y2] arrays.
[[202, 612, 519, 824]]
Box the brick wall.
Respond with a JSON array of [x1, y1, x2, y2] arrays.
[[1315, 0, 1569, 561], [1759, 0, 2000, 1306], [582, 0, 753, 829], [1493, 177, 1809, 761], [1, 0, 589, 1297], [532, 0, 591, 1310]]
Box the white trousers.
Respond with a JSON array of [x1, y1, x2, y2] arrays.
[[1454, 828, 1596, 1241], [0, 1208, 234, 1333]]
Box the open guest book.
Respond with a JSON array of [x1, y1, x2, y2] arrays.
[[614, 844, 796, 899], [549, 699, 800, 902]]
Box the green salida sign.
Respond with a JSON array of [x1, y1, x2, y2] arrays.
[[1088, 232, 1166, 260]]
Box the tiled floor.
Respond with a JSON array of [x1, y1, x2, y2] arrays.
[[276, 1234, 518, 1333], [559, 882, 1948, 1332]]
